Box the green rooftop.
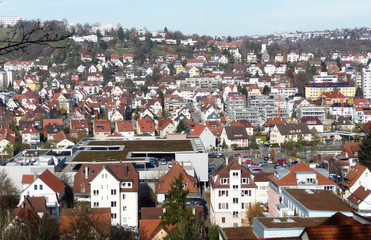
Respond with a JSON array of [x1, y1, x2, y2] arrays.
[[72, 140, 194, 162]]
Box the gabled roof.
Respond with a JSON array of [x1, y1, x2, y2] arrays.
[[210, 159, 256, 189], [347, 186, 371, 206], [189, 124, 206, 137], [276, 123, 311, 136], [116, 120, 134, 132], [139, 219, 173, 240], [340, 163, 369, 189], [341, 142, 363, 158], [264, 117, 287, 127], [22, 174, 40, 184], [300, 116, 323, 126], [22, 125, 39, 134], [229, 120, 253, 128], [13, 196, 46, 219], [301, 223, 371, 240], [224, 126, 248, 140], [94, 120, 111, 133], [157, 119, 173, 131], [43, 118, 63, 129], [137, 119, 155, 133], [53, 131, 73, 144], [38, 169, 66, 194], [156, 162, 199, 194], [268, 162, 336, 187]]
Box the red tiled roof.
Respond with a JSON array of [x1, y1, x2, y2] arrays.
[[43, 119, 63, 129], [341, 142, 363, 158], [116, 120, 134, 132], [340, 163, 369, 189], [157, 119, 173, 131], [190, 124, 206, 136], [94, 120, 111, 133], [22, 125, 39, 134], [38, 170, 66, 194], [138, 119, 155, 133], [22, 174, 39, 184], [347, 186, 371, 206], [268, 162, 337, 186], [301, 224, 371, 240], [156, 162, 199, 194], [229, 120, 253, 128]]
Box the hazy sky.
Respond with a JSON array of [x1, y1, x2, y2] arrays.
[[1, 0, 370, 36]]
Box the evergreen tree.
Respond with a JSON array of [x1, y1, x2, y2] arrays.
[[359, 133, 371, 170], [161, 173, 192, 226], [176, 119, 190, 134], [118, 27, 125, 41], [262, 85, 271, 95]]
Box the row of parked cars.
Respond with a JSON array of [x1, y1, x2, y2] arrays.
[[147, 157, 173, 168]]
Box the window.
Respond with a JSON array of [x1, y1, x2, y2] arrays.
[[233, 185, 238, 190], [232, 172, 238, 177], [242, 178, 248, 184], [34, 185, 37, 190], [242, 190, 251, 196], [111, 201, 117, 207], [219, 190, 228, 197], [233, 198, 239, 204], [221, 217, 225, 223], [93, 190, 99, 196], [93, 202, 99, 207], [111, 213, 117, 219], [111, 189, 116, 195], [233, 211, 238, 218], [39, 185, 43, 190], [123, 217, 127, 223], [123, 206, 127, 211], [220, 178, 229, 184]]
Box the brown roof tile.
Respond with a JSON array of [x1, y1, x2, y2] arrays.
[[38, 170, 65, 194], [340, 163, 368, 189]]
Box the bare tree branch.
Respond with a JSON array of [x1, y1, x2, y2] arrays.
[[0, 20, 74, 56]]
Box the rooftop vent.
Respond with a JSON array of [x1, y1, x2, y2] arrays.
[[305, 189, 314, 194], [272, 218, 281, 223]]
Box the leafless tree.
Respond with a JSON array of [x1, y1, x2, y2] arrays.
[[0, 20, 74, 56]]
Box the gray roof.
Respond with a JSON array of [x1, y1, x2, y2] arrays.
[[224, 126, 248, 140], [276, 123, 311, 136]]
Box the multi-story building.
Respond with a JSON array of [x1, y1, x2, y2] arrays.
[[210, 159, 257, 227], [305, 82, 356, 101], [268, 163, 337, 217], [90, 163, 139, 229], [296, 105, 326, 123], [339, 163, 371, 199], [228, 108, 261, 126], [361, 66, 371, 99]]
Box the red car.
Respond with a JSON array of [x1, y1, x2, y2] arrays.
[[242, 159, 253, 164]]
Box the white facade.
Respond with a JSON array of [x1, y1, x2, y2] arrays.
[[361, 66, 371, 99], [210, 160, 256, 227], [90, 167, 138, 228]]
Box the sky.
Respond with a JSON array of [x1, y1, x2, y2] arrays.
[[0, 0, 371, 37]]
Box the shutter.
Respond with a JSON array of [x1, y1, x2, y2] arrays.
[[219, 203, 221, 209], [226, 203, 229, 209], [241, 203, 244, 209], [226, 190, 228, 197], [219, 191, 221, 197]]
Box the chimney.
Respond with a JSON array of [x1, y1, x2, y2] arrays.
[[85, 166, 88, 179], [226, 157, 229, 165], [33, 172, 37, 180], [238, 156, 242, 165]]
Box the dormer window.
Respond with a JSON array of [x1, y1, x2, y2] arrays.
[[242, 178, 248, 184]]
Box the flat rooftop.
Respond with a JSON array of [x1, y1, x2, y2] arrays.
[[71, 139, 194, 163], [256, 216, 327, 229], [285, 189, 355, 212]]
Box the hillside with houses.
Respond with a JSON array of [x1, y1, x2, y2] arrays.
[[0, 21, 371, 239]]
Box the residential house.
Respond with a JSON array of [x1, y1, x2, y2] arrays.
[[157, 119, 176, 137], [115, 120, 135, 139], [339, 163, 371, 199], [156, 161, 200, 204], [189, 124, 216, 150], [53, 131, 74, 149], [268, 163, 337, 217], [137, 119, 156, 136], [22, 125, 40, 147], [331, 116, 354, 131], [210, 158, 257, 227], [81, 52, 93, 62], [229, 120, 254, 136], [253, 173, 272, 204], [220, 126, 249, 149], [0, 126, 16, 155], [90, 163, 139, 228], [19, 170, 66, 221], [347, 186, 371, 212], [70, 119, 89, 140], [270, 123, 312, 145], [300, 116, 324, 133], [93, 120, 111, 138]]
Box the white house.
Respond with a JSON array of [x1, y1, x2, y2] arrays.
[[18, 170, 65, 221], [347, 186, 371, 212], [189, 124, 216, 150], [210, 158, 257, 227], [90, 164, 139, 229], [340, 163, 371, 199], [21, 125, 40, 147], [220, 126, 249, 149]]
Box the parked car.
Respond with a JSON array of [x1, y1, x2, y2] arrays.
[[168, 162, 173, 168], [292, 160, 299, 164], [160, 158, 167, 165], [277, 158, 287, 165], [208, 153, 216, 158], [264, 156, 270, 161], [250, 168, 264, 173], [284, 163, 292, 168], [274, 164, 285, 169], [259, 161, 268, 166], [250, 164, 262, 168], [242, 159, 253, 164]]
